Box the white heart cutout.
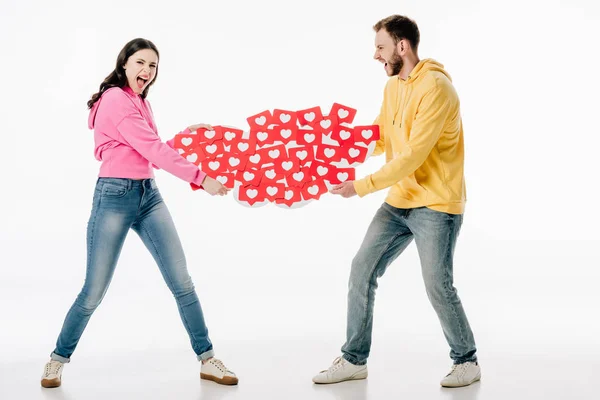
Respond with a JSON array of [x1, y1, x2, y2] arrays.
[[297, 150, 308, 160], [280, 129, 292, 139], [320, 120, 331, 129], [361, 129, 373, 139], [324, 148, 336, 158], [280, 113, 291, 123], [340, 130, 351, 140], [255, 116, 266, 126], [243, 171, 255, 181], [338, 109, 350, 119], [225, 131, 236, 141], [282, 161, 293, 171], [205, 144, 217, 154], [208, 161, 220, 170], [304, 133, 315, 143], [267, 186, 278, 196], [257, 131, 269, 141], [293, 172, 304, 181], [216, 176, 228, 184], [178, 148, 185, 154], [265, 169, 276, 179], [269, 149, 280, 159], [337, 172, 349, 182], [284, 190, 294, 200], [308, 185, 319, 195], [229, 157, 240, 167], [204, 130, 216, 139], [238, 142, 249, 152], [304, 112, 315, 122], [249, 154, 261, 164], [246, 189, 258, 199], [186, 153, 198, 163], [182, 137, 193, 146], [349, 148, 360, 158], [317, 166, 328, 176]]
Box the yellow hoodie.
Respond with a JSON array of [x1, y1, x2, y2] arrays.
[[353, 59, 466, 214]]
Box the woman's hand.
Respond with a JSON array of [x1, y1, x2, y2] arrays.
[[188, 123, 213, 132], [201, 176, 229, 196]]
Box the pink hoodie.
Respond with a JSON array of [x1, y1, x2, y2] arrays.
[[88, 86, 206, 189]]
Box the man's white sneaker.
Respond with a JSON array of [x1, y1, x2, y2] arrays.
[[41, 360, 63, 388], [312, 356, 368, 384], [440, 361, 481, 387], [200, 358, 238, 385]]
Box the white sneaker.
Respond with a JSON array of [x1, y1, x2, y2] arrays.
[[200, 358, 238, 385], [440, 361, 481, 387], [312, 356, 368, 384], [41, 360, 63, 388]]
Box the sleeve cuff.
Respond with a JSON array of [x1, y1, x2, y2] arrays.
[[353, 178, 371, 198]]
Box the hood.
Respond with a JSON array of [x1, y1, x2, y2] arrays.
[[406, 58, 451, 82]]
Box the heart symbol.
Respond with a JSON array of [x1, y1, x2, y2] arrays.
[[293, 172, 304, 181], [216, 176, 228, 185], [267, 186, 278, 196], [249, 154, 261, 164], [304, 133, 315, 143], [284, 190, 294, 200], [317, 166, 328, 176], [205, 144, 217, 154], [280, 113, 291, 123], [238, 142, 249, 152], [182, 137, 193, 146], [178, 148, 185, 154], [265, 169, 276, 179], [337, 172, 349, 182], [204, 130, 216, 139], [255, 116, 266, 126], [361, 129, 373, 139], [324, 148, 336, 158], [349, 148, 360, 158], [338, 109, 349, 119], [229, 157, 240, 167], [257, 131, 269, 142], [243, 171, 255, 181], [308, 185, 319, 195], [246, 189, 258, 199], [225, 131, 236, 141], [280, 129, 292, 139], [209, 161, 220, 170], [304, 112, 315, 122], [320, 120, 331, 129], [340, 130, 351, 140], [297, 150, 308, 160], [282, 161, 293, 171], [186, 153, 198, 163], [269, 149, 280, 159]]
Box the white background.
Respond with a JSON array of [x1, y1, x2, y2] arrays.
[[1, 0, 599, 399]]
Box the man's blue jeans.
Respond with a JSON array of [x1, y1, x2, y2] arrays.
[[342, 203, 477, 365]]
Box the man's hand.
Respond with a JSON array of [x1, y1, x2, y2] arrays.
[[201, 176, 229, 196], [330, 181, 357, 198]]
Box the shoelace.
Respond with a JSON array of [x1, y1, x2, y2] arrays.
[[211, 359, 233, 374], [320, 356, 345, 373], [45, 361, 62, 377], [446, 363, 467, 377]]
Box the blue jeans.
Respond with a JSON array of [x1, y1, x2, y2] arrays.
[[51, 178, 214, 363], [342, 203, 477, 365]]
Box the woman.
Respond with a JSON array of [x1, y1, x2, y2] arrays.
[[41, 38, 238, 387]]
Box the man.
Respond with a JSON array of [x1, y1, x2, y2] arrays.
[[313, 15, 480, 388]]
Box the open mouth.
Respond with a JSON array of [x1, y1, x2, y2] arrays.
[[136, 76, 148, 89]]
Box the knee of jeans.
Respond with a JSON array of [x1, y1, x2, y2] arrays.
[[171, 276, 195, 298], [424, 274, 457, 305], [75, 290, 105, 313]]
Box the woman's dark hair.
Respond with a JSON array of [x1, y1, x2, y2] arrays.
[[87, 38, 159, 109]]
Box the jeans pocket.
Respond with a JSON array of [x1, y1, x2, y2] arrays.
[[101, 182, 128, 198]]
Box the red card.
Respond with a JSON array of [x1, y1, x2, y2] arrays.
[[274, 157, 300, 175], [238, 185, 265, 205], [344, 145, 369, 164], [296, 106, 323, 126], [173, 132, 200, 151], [332, 125, 355, 145], [232, 137, 257, 156], [272, 109, 298, 127], [310, 161, 332, 178], [261, 182, 286, 201], [273, 125, 297, 144], [214, 173, 235, 189], [196, 128, 223, 144], [286, 167, 312, 188], [310, 115, 337, 135], [225, 154, 248, 172], [288, 146, 314, 166], [236, 169, 263, 187], [275, 186, 303, 206], [354, 125, 380, 144], [201, 158, 229, 174], [330, 103, 357, 124], [260, 165, 285, 182], [181, 147, 207, 166], [250, 127, 276, 146], [296, 128, 321, 146], [301, 178, 328, 200], [326, 167, 356, 184], [246, 110, 273, 130], [258, 144, 287, 164], [216, 126, 243, 145], [200, 140, 225, 158], [316, 145, 343, 162]]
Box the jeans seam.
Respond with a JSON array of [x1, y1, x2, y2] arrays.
[[138, 220, 201, 352]]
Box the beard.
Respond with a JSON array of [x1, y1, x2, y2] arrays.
[[387, 49, 404, 76]]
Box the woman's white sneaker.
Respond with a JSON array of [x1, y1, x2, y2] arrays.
[[200, 358, 238, 385], [41, 360, 63, 388], [440, 361, 481, 387], [312, 356, 368, 384]]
